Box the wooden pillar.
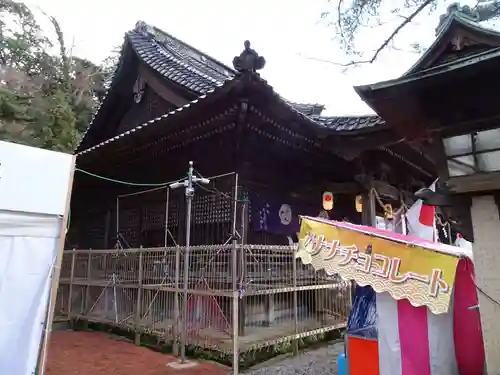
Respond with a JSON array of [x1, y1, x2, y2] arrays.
[[361, 188, 377, 227], [352, 188, 377, 302], [233, 102, 249, 342]]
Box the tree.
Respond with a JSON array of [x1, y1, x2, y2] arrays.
[[0, 0, 114, 152], [320, 0, 500, 66]]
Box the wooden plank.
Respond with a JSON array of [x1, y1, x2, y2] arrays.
[[38, 155, 76, 375], [446, 172, 500, 193]]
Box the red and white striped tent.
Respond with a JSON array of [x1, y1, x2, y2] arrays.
[[298, 181, 485, 375], [378, 182, 484, 375]]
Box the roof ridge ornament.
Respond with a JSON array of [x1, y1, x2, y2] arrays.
[[436, 3, 482, 35], [135, 21, 155, 36], [232, 40, 266, 74]]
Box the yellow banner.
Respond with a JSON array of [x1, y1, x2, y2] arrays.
[[297, 217, 459, 314]]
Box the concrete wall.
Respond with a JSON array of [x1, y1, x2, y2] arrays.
[[471, 195, 500, 374]]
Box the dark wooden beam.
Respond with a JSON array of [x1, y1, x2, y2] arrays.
[[281, 182, 361, 200], [324, 182, 361, 194], [412, 136, 448, 178], [384, 143, 436, 179], [355, 175, 401, 201], [445, 172, 500, 193], [77, 102, 240, 169], [139, 63, 190, 107], [321, 130, 402, 159]]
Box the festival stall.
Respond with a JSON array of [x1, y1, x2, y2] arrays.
[[296, 216, 485, 375], [0, 141, 75, 375]]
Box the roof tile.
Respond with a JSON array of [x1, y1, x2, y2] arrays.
[[314, 115, 385, 132], [129, 22, 386, 134], [77, 22, 389, 153]]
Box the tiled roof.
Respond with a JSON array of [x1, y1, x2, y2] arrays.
[[130, 22, 338, 120], [314, 115, 385, 132], [77, 80, 233, 156], [285, 102, 325, 116], [77, 22, 389, 154], [129, 22, 233, 94]]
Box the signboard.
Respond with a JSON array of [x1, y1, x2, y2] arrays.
[[296, 217, 459, 314]]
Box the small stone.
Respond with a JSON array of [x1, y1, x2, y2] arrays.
[[166, 360, 198, 370]]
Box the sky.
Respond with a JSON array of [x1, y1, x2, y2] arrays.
[[24, 0, 481, 115]]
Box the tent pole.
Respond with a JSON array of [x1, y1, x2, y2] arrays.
[[37, 155, 76, 375]]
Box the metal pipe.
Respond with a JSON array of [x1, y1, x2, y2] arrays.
[[115, 197, 120, 247], [232, 173, 239, 243], [231, 173, 239, 375], [180, 161, 194, 363], [173, 244, 181, 355], [164, 188, 170, 247]]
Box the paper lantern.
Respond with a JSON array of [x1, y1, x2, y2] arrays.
[[322, 191, 334, 211], [384, 204, 393, 220], [355, 195, 363, 213]]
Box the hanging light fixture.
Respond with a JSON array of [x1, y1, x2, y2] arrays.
[[322, 191, 334, 211], [355, 195, 363, 213], [384, 204, 393, 220]]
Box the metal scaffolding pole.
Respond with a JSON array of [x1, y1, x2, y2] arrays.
[[169, 161, 210, 364]]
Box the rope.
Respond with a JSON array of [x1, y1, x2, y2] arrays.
[[369, 188, 407, 218], [75, 168, 184, 187], [369, 186, 450, 229], [370, 186, 500, 309]]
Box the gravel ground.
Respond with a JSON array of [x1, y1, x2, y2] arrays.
[[244, 341, 344, 375]]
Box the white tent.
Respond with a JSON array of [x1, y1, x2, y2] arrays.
[[0, 141, 75, 375]]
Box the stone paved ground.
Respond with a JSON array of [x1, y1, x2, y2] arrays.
[[244, 341, 344, 375]]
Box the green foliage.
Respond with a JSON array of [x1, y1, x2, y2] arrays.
[[33, 90, 79, 151], [0, 0, 117, 153]]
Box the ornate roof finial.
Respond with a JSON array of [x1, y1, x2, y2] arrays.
[[135, 21, 154, 36], [232, 40, 266, 73], [435, 3, 481, 35]]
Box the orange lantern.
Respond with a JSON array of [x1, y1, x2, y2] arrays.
[[355, 195, 363, 213]]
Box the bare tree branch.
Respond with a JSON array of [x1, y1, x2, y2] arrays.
[[343, 0, 434, 65], [307, 0, 436, 67], [337, 0, 345, 40]]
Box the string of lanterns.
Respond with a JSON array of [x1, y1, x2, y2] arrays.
[[353, 189, 407, 220], [321, 188, 453, 241], [321, 188, 405, 220]]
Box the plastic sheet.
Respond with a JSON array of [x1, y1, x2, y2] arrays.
[[347, 285, 378, 339], [0, 211, 62, 375]]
